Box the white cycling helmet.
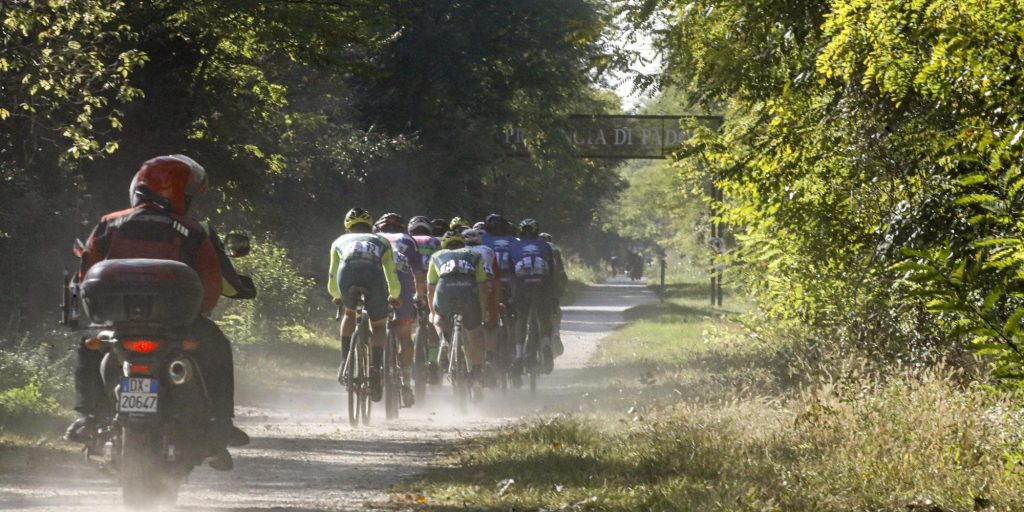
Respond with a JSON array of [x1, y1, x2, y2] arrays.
[[408, 215, 432, 235], [461, 227, 483, 246]]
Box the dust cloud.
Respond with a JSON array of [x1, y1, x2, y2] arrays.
[[0, 278, 654, 511]]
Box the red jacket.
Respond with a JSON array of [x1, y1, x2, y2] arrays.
[[80, 205, 222, 314]]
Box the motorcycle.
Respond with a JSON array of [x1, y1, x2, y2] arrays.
[[62, 234, 252, 508]]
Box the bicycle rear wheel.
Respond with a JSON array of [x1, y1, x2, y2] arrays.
[[359, 338, 372, 426], [450, 321, 469, 412], [384, 330, 400, 420], [346, 327, 361, 427], [413, 318, 428, 403]]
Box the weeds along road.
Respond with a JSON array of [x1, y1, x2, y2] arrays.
[[0, 277, 655, 512]]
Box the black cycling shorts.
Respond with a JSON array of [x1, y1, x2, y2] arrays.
[[433, 276, 482, 329], [511, 279, 555, 316], [338, 262, 389, 321]]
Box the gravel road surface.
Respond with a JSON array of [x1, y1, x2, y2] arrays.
[[0, 278, 654, 511]]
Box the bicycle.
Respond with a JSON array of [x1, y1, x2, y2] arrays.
[[412, 303, 432, 403], [513, 303, 542, 395], [494, 307, 513, 392], [443, 312, 472, 412], [383, 306, 402, 420], [340, 286, 373, 427]]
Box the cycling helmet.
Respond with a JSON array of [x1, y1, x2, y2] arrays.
[[473, 221, 485, 230], [344, 208, 373, 230], [374, 212, 405, 233], [461, 228, 483, 246], [431, 218, 448, 237], [129, 155, 208, 215], [449, 216, 469, 231], [518, 218, 539, 237], [408, 215, 432, 235], [484, 213, 506, 235], [539, 232, 553, 243], [440, 230, 465, 249]]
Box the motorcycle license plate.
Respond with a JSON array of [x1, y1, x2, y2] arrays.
[[119, 378, 158, 414]]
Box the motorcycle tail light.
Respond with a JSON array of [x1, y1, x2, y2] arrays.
[[128, 364, 151, 375], [123, 340, 161, 354]]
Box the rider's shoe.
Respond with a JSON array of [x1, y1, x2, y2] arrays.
[[63, 415, 96, 444], [211, 418, 250, 447], [400, 385, 415, 407], [541, 346, 554, 374], [369, 368, 383, 402], [426, 362, 441, 385], [553, 335, 564, 357], [207, 447, 234, 471], [481, 363, 498, 388], [437, 343, 450, 371], [509, 359, 524, 388]]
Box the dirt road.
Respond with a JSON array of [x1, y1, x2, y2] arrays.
[[0, 278, 654, 511]]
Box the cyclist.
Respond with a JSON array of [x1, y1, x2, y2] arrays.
[[539, 232, 568, 357], [328, 208, 402, 402], [509, 218, 557, 375], [408, 215, 442, 382], [482, 213, 518, 303], [449, 216, 470, 232], [373, 212, 425, 406], [430, 218, 448, 237], [462, 227, 502, 385], [427, 231, 489, 384]]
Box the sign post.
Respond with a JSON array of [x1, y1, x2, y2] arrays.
[[502, 114, 722, 159]]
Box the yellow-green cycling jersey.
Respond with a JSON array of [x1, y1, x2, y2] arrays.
[[328, 232, 401, 300]]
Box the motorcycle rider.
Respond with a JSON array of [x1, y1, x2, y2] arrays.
[[64, 155, 250, 470]]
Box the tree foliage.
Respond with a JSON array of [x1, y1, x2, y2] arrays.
[[0, 0, 625, 335], [627, 0, 1024, 374]]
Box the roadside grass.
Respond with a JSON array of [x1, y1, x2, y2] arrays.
[[392, 282, 1024, 511], [0, 335, 75, 449], [235, 329, 340, 405]]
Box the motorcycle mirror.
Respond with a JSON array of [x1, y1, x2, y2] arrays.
[[73, 239, 85, 258], [224, 233, 251, 257]]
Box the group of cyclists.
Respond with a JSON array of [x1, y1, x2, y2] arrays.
[[328, 209, 568, 408], [61, 153, 568, 473]]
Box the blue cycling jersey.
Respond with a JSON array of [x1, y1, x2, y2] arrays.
[[509, 237, 553, 285], [482, 233, 518, 280]]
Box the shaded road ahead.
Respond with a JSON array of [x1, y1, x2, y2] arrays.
[[0, 278, 655, 511]]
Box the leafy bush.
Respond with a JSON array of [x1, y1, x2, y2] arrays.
[[0, 335, 74, 432], [215, 233, 317, 344]]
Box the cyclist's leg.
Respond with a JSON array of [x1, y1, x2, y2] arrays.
[[337, 270, 362, 370], [394, 273, 417, 370], [463, 293, 485, 370], [536, 290, 556, 373], [511, 279, 535, 363]]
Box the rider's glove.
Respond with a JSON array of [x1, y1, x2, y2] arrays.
[[332, 297, 343, 306], [388, 296, 402, 308]]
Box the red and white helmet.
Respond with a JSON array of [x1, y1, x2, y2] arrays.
[[129, 155, 208, 215]]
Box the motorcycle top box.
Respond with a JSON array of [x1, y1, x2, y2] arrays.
[[80, 259, 203, 326]]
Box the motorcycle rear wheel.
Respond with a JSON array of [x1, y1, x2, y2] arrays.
[[120, 428, 179, 509]]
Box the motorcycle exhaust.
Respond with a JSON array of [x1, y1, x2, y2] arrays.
[[168, 359, 193, 385]]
